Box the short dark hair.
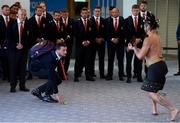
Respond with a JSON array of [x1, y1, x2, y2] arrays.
[[56, 42, 67, 49], [94, 6, 101, 10], [40, 1, 46, 5], [1, 5, 9, 9], [145, 19, 159, 30], [53, 10, 60, 15], [140, 0, 148, 5], [109, 6, 115, 11], [35, 5, 42, 10], [81, 7, 88, 12], [62, 9, 69, 13], [132, 4, 140, 9]]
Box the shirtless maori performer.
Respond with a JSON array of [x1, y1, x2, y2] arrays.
[[128, 19, 179, 121]]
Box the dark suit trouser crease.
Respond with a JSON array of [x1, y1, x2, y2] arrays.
[[178, 46, 180, 71], [74, 46, 92, 78], [64, 42, 73, 73], [38, 72, 61, 95], [107, 43, 124, 77], [8, 50, 27, 87], [91, 43, 105, 76], [126, 50, 142, 78]]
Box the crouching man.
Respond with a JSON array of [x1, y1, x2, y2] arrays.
[[31, 43, 67, 103]]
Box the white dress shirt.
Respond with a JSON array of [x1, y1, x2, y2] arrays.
[[17, 18, 24, 43]]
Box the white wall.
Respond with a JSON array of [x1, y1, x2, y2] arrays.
[[122, 0, 137, 18], [116, 0, 137, 18], [0, 0, 30, 18]]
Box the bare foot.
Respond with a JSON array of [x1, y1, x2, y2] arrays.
[[170, 109, 179, 121]]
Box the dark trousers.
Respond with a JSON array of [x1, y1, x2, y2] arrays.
[[74, 46, 92, 78], [8, 50, 27, 87], [91, 43, 105, 77], [178, 46, 180, 71], [1, 53, 8, 80], [64, 43, 73, 73], [126, 50, 142, 78], [38, 72, 61, 95], [107, 43, 124, 77]]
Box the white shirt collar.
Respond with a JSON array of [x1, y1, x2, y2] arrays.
[[55, 51, 61, 60], [2, 14, 9, 21], [94, 15, 100, 20], [112, 16, 119, 20], [17, 18, 24, 24], [132, 15, 138, 20], [81, 17, 87, 22], [140, 11, 147, 17]]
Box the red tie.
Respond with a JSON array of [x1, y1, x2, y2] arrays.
[[84, 18, 87, 32], [134, 16, 138, 32], [5, 16, 9, 27], [56, 20, 60, 32], [60, 59, 68, 80], [38, 16, 41, 28], [64, 18, 67, 28], [114, 18, 118, 32], [96, 17, 99, 31]]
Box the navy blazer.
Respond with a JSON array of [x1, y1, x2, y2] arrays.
[[125, 15, 146, 46], [6, 19, 30, 51], [75, 18, 93, 48], [90, 16, 106, 40], [0, 15, 8, 45], [106, 16, 125, 45], [29, 16, 46, 46], [46, 20, 65, 44], [60, 17, 74, 38], [38, 50, 62, 85], [176, 24, 180, 41]]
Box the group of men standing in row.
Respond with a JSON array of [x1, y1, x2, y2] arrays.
[[0, 1, 155, 92], [73, 1, 155, 83]]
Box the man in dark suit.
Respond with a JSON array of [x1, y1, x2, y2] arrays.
[[29, 5, 46, 46], [39, 1, 53, 23], [125, 4, 145, 83], [139, 0, 155, 22], [46, 10, 65, 44], [60, 9, 74, 74], [106, 8, 125, 81], [6, 9, 30, 92], [28, 5, 47, 80], [74, 8, 94, 82], [31, 43, 67, 103], [0, 5, 10, 80], [139, 0, 155, 77], [90, 6, 106, 79], [174, 23, 180, 76]]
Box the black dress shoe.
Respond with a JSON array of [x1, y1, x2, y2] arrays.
[[137, 77, 143, 82], [106, 76, 112, 81], [10, 87, 16, 93], [20, 87, 30, 92], [26, 73, 33, 80], [174, 72, 180, 76], [42, 95, 58, 103], [119, 77, 124, 81], [74, 78, 79, 82], [93, 74, 96, 77], [31, 89, 43, 100], [100, 75, 105, 79], [86, 77, 95, 81], [133, 74, 137, 78], [126, 78, 131, 83]]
